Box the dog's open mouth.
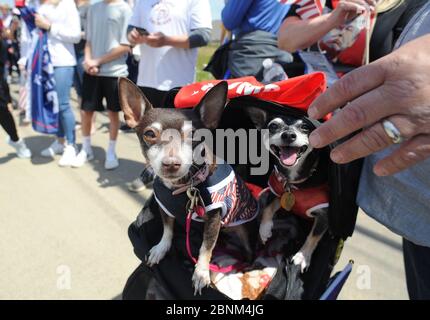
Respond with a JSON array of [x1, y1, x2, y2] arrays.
[[270, 145, 308, 167]]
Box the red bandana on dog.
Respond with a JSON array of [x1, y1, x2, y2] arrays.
[[268, 169, 329, 220], [174, 73, 327, 114]]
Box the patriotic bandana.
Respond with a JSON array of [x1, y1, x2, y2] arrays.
[[279, 0, 376, 66], [19, 6, 59, 134]]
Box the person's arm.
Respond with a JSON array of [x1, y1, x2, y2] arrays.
[[142, 28, 211, 49], [94, 45, 131, 65], [35, 2, 81, 44], [221, 0, 252, 31], [278, 15, 341, 52], [83, 40, 96, 74], [278, 0, 375, 52], [127, 0, 144, 46], [307, 34, 430, 176]]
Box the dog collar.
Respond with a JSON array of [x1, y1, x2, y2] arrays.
[[272, 161, 318, 192], [171, 164, 210, 196]]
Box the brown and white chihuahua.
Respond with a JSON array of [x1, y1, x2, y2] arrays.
[[118, 78, 259, 295]]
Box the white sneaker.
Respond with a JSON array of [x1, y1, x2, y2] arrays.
[[105, 153, 119, 170], [71, 148, 94, 168], [41, 140, 64, 157], [7, 138, 32, 159], [58, 145, 77, 167]]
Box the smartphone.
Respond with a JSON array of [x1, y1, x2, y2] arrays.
[[135, 27, 149, 36]]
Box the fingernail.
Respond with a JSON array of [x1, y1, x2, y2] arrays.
[[330, 151, 343, 163], [308, 107, 318, 119], [309, 131, 321, 147]]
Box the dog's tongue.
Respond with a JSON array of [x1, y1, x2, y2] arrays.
[[280, 147, 298, 166]]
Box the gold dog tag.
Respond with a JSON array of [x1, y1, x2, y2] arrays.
[[280, 192, 295, 211]]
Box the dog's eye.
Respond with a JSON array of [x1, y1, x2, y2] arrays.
[[300, 123, 311, 132], [143, 129, 157, 140], [268, 122, 279, 133]]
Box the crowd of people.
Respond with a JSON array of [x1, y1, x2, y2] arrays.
[[0, 0, 429, 299]]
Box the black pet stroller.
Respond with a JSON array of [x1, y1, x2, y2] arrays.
[[122, 74, 362, 300]]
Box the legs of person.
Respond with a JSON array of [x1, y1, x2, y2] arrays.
[[80, 108, 94, 152], [403, 238, 430, 300], [54, 66, 76, 145], [0, 77, 22, 148], [81, 109, 94, 138], [108, 111, 119, 142], [0, 106, 19, 142], [0, 105, 31, 158], [53, 66, 77, 166], [72, 73, 102, 167], [106, 110, 119, 167], [103, 77, 121, 170]]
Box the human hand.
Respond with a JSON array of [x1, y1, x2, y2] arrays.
[[128, 28, 148, 46], [83, 58, 100, 73], [88, 66, 99, 76], [307, 35, 430, 176], [34, 13, 51, 31], [146, 32, 167, 48], [331, 0, 375, 24]]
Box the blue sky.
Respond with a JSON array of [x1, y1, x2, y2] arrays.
[[1, 0, 225, 20]]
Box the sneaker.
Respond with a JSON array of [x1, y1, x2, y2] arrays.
[[7, 138, 32, 159], [71, 148, 94, 168], [58, 145, 77, 167], [41, 140, 64, 157], [105, 153, 119, 170]]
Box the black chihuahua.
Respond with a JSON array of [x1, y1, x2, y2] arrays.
[[119, 78, 259, 295], [247, 107, 329, 273]]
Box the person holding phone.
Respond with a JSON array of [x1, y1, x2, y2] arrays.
[[125, 0, 212, 192]]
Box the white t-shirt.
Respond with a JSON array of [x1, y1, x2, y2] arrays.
[[129, 0, 212, 90], [38, 0, 81, 67]]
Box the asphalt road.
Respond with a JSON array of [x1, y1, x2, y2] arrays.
[[0, 85, 408, 299]]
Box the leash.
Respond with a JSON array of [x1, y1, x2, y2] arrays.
[[184, 186, 238, 274]]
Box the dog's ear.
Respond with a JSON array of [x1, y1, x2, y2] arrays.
[[194, 81, 228, 129], [118, 77, 153, 128], [246, 107, 267, 129]]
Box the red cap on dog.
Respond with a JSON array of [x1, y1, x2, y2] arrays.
[[174, 72, 328, 119]]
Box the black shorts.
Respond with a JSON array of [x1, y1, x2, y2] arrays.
[[81, 73, 121, 112], [138, 86, 180, 109]]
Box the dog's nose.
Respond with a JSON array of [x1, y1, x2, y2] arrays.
[[161, 157, 181, 172], [281, 131, 297, 143]]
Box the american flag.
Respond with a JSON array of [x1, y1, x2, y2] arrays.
[[278, 0, 326, 20]]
